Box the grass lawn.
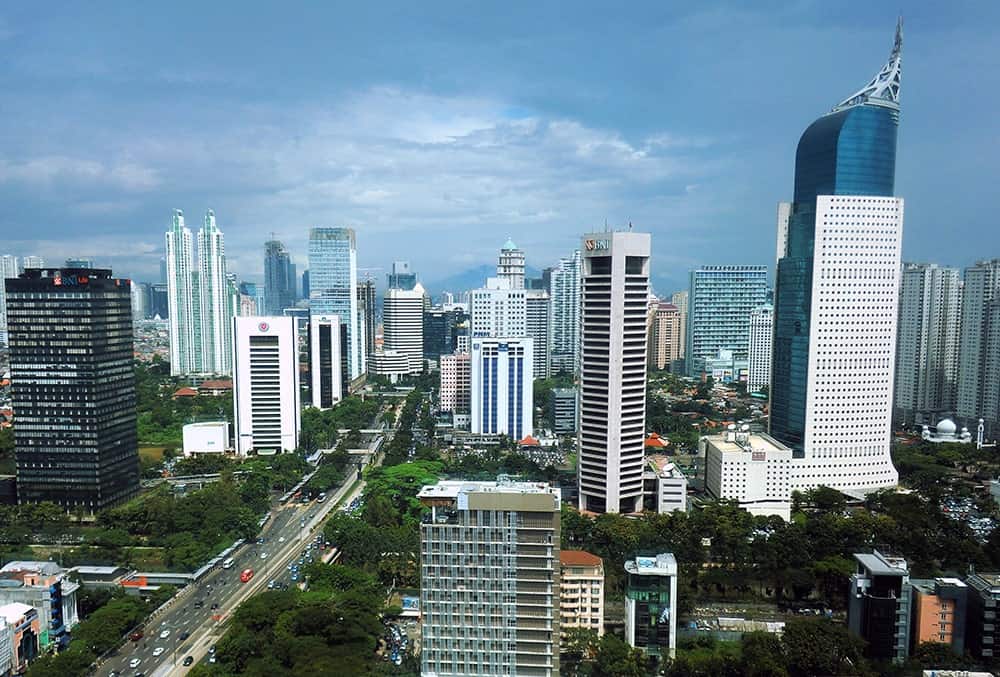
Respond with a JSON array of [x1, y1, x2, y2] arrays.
[[139, 446, 168, 463]]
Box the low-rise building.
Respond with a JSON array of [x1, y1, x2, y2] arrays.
[[909, 578, 967, 655], [550, 387, 578, 435], [560, 551, 605, 638], [702, 426, 793, 520], [182, 421, 231, 456], [368, 350, 413, 383], [625, 553, 677, 660], [0, 602, 40, 675], [848, 550, 911, 664], [0, 562, 78, 650], [642, 458, 687, 514]]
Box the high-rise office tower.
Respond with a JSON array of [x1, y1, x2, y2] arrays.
[[470, 337, 533, 440], [439, 352, 471, 414], [159, 256, 168, 284], [232, 316, 300, 455], [165, 209, 197, 375], [418, 479, 561, 677], [894, 263, 962, 425], [264, 239, 295, 316], [747, 304, 774, 392], [357, 277, 377, 361], [0, 255, 22, 336], [197, 210, 232, 374], [648, 302, 682, 372], [670, 290, 688, 363], [526, 288, 551, 378], [301, 270, 310, 299], [130, 281, 148, 320], [308, 228, 364, 379], [387, 260, 417, 291], [956, 259, 1000, 434], [5, 267, 140, 511], [685, 265, 768, 377], [497, 238, 526, 289], [309, 315, 343, 410], [423, 307, 467, 360], [383, 283, 426, 375], [470, 277, 526, 338], [578, 231, 651, 514], [771, 22, 904, 493], [549, 251, 582, 375], [21, 256, 44, 269], [148, 283, 168, 319]]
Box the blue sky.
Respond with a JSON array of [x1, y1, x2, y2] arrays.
[[1, 1, 997, 294]]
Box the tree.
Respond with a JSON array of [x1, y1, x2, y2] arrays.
[[592, 635, 646, 677], [781, 618, 867, 677], [910, 641, 970, 670], [741, 631, 789, 677]]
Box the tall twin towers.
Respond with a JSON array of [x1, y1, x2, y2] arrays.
[[165, 209, 238, 376]]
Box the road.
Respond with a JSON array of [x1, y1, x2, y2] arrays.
[[97, 436, 386, 677]]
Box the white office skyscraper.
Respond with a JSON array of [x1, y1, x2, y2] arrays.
[[578, 231, 651, 514], [383, 283, 426, 374], [21, 256, 44, 269], [469, 277, 526, 339], [165, 210, 197, 375], [198, 210, 232, 374], [526, 288, 550, 378], [310, 315, 343, 409], [894, 263, 962, 425], [233, 316, 300, 455], [497, 238, 526, 289], [549, 250, 582, 375], [747, 304, 773, 392], [308, 228, 364, 379], [956, 259, 1000, 435], [471, 337, 533, 440]]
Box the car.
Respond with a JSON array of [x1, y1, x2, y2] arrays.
[[129, 659, 141, 669], [129, 629, 144, 641], [183, 656, 194, 666], [278, 536, 286, 543], [110, 672, 120, 677], [209, 645, 216, 654], [209, 656, 217, 664], [194, 601, 204, 608], [152, 647, 165, 657], [179, 631, 190, 640], [211, 603, 220, 610], [159, 630, 170, 639], [260, 552, 268, 559]]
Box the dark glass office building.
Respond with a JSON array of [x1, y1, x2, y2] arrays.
[[5, 268, 140, 511], [770, 24, 902, 451], [423, 307, 468, 360], [264, 239, 296, 315]]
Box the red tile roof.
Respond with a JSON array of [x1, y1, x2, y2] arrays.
[[519, 435, 541, 447], [173, 387, 199, 397], [560, 550, 603, 567], [644, 432, 669, 448], [200, 379, 232, 390]]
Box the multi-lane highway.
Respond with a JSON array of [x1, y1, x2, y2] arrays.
[[97, 436, 385, 677]]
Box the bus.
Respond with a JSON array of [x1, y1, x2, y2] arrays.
[[222, 557, 235, 569], [240, 568, 254, 583]]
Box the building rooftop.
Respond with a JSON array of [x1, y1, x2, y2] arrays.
[[644, 432, 669, 448], [854, 550, 908, 576], [417, 479, 557, 500], [703, 430, 792, 455], [625, 553, 677, 576], [551, 387, 576, 397], [183, 420, 228, 429], [0, 602, 35, 624], [0, 561, 64, 576], [199, 379, 233, 390], [561, 550, 603, 568]]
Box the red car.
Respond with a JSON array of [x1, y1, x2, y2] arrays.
[[240, 568, 254, 583]]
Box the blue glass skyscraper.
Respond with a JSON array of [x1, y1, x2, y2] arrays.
[[308, 228, 363, 380], [771, 22, 904, 494]]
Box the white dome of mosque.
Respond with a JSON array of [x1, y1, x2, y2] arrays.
[[936, 418, 957, 435]]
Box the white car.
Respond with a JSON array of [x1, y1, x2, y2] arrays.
[[260, 552, 268, 559], [129, 658, 141, 669], [153, 647, 165, 657], [159, 629, 170, 639], [278, 536, 286, 543]]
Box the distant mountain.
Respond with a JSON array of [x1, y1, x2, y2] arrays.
[[424, 264, 541, 298]]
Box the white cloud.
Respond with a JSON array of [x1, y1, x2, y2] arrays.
[[0, 155, 159, 192]]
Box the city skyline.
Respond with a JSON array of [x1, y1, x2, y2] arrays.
[[1, 5, 997, 294]]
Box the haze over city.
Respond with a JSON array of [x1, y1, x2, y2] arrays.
[[2, 2, 998, 292]]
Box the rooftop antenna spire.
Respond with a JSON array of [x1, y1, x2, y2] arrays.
[[831, 18, 903, 112]]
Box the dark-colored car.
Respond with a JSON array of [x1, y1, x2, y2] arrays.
[[129, 629, 144, 641], [183, 656, 194, 666], [179, 631, 190, 640]]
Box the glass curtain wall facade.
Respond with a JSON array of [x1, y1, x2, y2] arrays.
[[308, 228, 363, 379]]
